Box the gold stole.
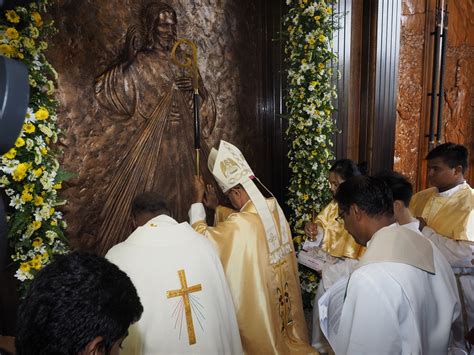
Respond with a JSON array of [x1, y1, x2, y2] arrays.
[[316, 201, 365, 259], [410, 185, 474, 242]]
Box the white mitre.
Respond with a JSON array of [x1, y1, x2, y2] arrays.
[[208, 140, 292, 264]]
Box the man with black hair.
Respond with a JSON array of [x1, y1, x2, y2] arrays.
[[15, 252, 143, 355], [410, 142, 474, 350], [106, 192, 242, 354], [333, 176, 459, 354], [376, 171, 416, 227]]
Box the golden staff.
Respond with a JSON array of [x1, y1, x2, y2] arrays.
[[171, 38, 200, 176]]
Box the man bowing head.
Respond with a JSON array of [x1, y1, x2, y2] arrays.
[[190, 140, 315, 354]]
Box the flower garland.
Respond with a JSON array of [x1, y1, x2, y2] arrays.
[[0, 1, 69, 292], [283, 0, 338, 304]]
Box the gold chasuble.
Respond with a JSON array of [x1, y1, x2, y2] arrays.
[[316, 201, 365, 259], [410, 184, 474, 242], [193, 199, 316, 355]]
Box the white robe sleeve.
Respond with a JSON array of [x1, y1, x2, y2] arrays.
[[336, 270, 402, 355], [422, 226, 474, 268], [189, 202, 207, 225]]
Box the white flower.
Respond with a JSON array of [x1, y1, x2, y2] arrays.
[[26, 138, 35, 150], [25, 110, 35, 124], [9, 195, 23, 209], [0, 175, 10, 186], [46, 230, 58, 244], [15, 269, 30, 282], [38, 124, 53, 137]]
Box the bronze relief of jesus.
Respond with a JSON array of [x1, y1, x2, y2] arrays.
[[93, 1, 217, 255]]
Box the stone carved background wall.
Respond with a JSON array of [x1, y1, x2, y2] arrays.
[[395, 0, 474, 189], [47, 0, 265, 250]]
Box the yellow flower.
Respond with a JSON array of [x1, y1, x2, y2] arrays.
[[20, 262, 30, 273], [35, 107, 49, 121], [16, 52, 24, 59], [51, 220, 57, 226], [21, 191, 33, 202], [53, 182, 62, 189], [3, 148, 16, 159], [32, 237, 43, 248], [31, 12, 43, 27], [34, 195, 44, 206], [23, 123, 35, 134], [32, 220, 41, 230], [6, 27, 19, 40], [30, 258, 42, 270], [13, 163, 29, 182], [0, 44, 14, 57], [5, 10, 20, 23], [40, 147, 48, 155], [49, 207, 55, 216], [33, 167, 43, 177], [314, 15, 321, 21], [42, 251, 49, 260], [319, 63, 325, 70], [319, 34, 326, 42], [303, 194, 309, 201], [325, 7, 333, 15], [23, 183, 34, 192], [15, 137, 25, 147]]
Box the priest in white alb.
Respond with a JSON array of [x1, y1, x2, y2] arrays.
[[189, 140, 315, 354], [333, 176, 460, 354], [106, 192, 242, 355]]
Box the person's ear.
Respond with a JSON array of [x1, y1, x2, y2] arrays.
[[393, 200, 404, 213], [351, 204, 362, 221], [453, 165, 463, 177], [81, 336, 105, 355]]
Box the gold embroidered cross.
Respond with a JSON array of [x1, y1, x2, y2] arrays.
[[166, 269, 202, 345]]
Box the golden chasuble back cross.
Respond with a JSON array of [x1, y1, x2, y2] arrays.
[[166, 269, 202, 345]]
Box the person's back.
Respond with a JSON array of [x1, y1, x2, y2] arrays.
[[334, 176, 460, 355], [190, 140, 315, 354], [106, 194, 242, 355], [340, 226, 458, 354]]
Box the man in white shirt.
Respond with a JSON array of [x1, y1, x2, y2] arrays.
[[333, 176, 460, 354], [410, 143, 474, 350], [106, 192, 242, 355]]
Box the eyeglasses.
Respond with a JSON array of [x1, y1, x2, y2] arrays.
[[335, 210, 346, 223]]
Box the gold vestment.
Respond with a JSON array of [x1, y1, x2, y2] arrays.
[[410, 184, 474, 242], [193, 199, 316, 355], [316, 201, 365, 259]]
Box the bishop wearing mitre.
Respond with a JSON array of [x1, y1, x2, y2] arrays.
[[189, 140, 316, 354]]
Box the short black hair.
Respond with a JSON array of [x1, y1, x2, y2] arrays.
[[132, 192, 171, 217], [329, 159, 362, 180], [426, 142, 468, 173], [16, 252, 143, 355], [375, 171, 413, 207], [335, 176, 394, 218]]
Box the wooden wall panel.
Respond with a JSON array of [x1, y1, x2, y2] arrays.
[[395, 0, 474, 189]]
